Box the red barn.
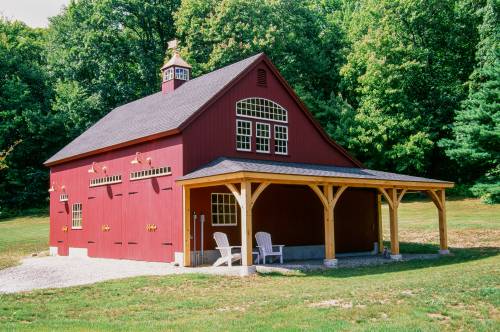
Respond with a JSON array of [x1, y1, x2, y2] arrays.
[[45, 52, 453, 273]]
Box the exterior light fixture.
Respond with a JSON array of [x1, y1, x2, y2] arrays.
[[146, 157, 152, 166], [102, 166, 107, 174], [131, 152, 142, 165], [48, 182, 56, 192], [88, 162, 98, 174]]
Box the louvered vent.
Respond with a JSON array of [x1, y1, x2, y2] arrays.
[[257, 69, 267, 87]]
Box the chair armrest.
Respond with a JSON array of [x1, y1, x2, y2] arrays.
[[216, 246, 241, 252]]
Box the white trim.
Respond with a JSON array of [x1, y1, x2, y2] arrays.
[[59, 193, 68, 202], [211, 193, 238, 226], [71, 202, 82, 229], [236, 97, 288, 123], [236, 119, 252, 152], [274, 124, 288, 155], [130, 166, 171, 181], [255, 122, 270, 153], [89, 175, 122, 187]]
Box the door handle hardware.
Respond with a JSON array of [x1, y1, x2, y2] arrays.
[[101, 225, 111, 232], [62, 226, 69, 232], [146, 224, 157, 232]]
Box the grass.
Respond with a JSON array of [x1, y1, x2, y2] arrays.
[[0, 198, 498, 331], [0, 213, 49, 269]]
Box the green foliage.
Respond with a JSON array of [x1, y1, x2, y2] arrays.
[[441, 0, 499, 203], [339, 0, 481, 176], [0, 0, 498, 210]]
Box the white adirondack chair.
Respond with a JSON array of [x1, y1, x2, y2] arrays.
[[212, 232, 242, 267], [255, 232, 284, 264]]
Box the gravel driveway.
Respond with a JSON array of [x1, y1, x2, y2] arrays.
[[0, 256, 244, 294]]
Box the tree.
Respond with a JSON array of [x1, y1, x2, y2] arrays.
[[441, 0, 499, 203], [0, 19, 59, 214], [47, 0, 180, 126], [174, 0, 345, 112], [339, 0, 481, 177]]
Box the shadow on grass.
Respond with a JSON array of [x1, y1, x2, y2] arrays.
[[260, 241, 500, 279]]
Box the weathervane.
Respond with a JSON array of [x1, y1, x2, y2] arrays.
[[167, 39, 179, 53]]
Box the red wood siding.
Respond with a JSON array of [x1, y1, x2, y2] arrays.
[[49, 134, 183, 262], [190, 185, 378, 253], [182, 61, 358, 174]]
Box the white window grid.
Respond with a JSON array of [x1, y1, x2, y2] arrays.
[[89, 175, 122, 187], [274, 125, 288, 155], [164, 67, 174, 81], [211, 193, 238, 226], [130, 166, 172, 181], [72, 203, 82, 229], [175, 67, 189, 80], [236, 119, 252, 151], [256, 122, 270, 153], [59, 193, 68, 202], [236, 98, 288, 123]]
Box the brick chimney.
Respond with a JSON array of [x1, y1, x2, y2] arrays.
[[160, 51, 191, 94]]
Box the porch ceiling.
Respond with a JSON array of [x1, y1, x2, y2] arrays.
[[177, 158, 454, 190]]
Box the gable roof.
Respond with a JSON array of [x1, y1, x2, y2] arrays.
[[178, 158, 453, 187], [45, 53, 361, 167]]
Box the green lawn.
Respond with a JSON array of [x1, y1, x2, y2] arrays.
[[0, 213, 49, 269], [0, 199, 499, 331]]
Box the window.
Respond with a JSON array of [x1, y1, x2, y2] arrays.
[[72, 203, 82, 229], [175, 67, 189, 80], [164, 67, 174, 81], [236, 98, 287, 123], [59, 193, 68, 202], [130, 166, 171, 181], [275, 125, 288, 155], [211, 193, 238, 226], [256, 122, 270, 153], [89, 175, 122, 187], [236, 120, 252, 151]]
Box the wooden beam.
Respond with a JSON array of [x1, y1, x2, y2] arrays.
[[426, 190, 443, 211], [177, 171, 454, 190], [397, 189, 407, 206], [378, 187, 394, 209], [182, 186, 191, 267], [324, 185, 335, 260], [377, 193, 384, 253], [240, 181, 253, 266], [323, 185, 348, 264], [225, 183, 243, 207], [437, 190, 448, 252], [387, 188, 400, 256], [251, 182, 270, 208], [308, 184, 328, 208], [332, 186, 348, 206]]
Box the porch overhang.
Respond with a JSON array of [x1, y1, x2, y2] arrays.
[[177, 158, 453, 271]]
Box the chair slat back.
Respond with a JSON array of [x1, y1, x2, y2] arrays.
[[213, 232, 230, 257], [255, 232, 273, 254]]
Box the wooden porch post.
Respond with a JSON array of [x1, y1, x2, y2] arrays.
[[309, 184, 347, 268], [378, 187, 405, 260], [182, 186, 191, 267], [324, 185, 335, 266], [387, 188, 401, 259], [377, 193, 384, 253], [427, 189, 449, 255], [240, 181, 254, 271]]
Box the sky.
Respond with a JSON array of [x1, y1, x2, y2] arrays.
[[0, 0, 70, 28]]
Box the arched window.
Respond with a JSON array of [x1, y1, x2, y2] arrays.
[[235, 98, 289, 154], [236, 98, 287, 123]]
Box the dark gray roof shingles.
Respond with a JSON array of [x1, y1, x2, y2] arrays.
[[46, 53, 263, 165], [178, 158, 452, 185]]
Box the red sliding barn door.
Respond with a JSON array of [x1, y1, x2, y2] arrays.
[[56, 203, 70, 256]]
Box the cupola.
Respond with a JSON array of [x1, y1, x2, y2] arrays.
[[161, 39, 192, 94]]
